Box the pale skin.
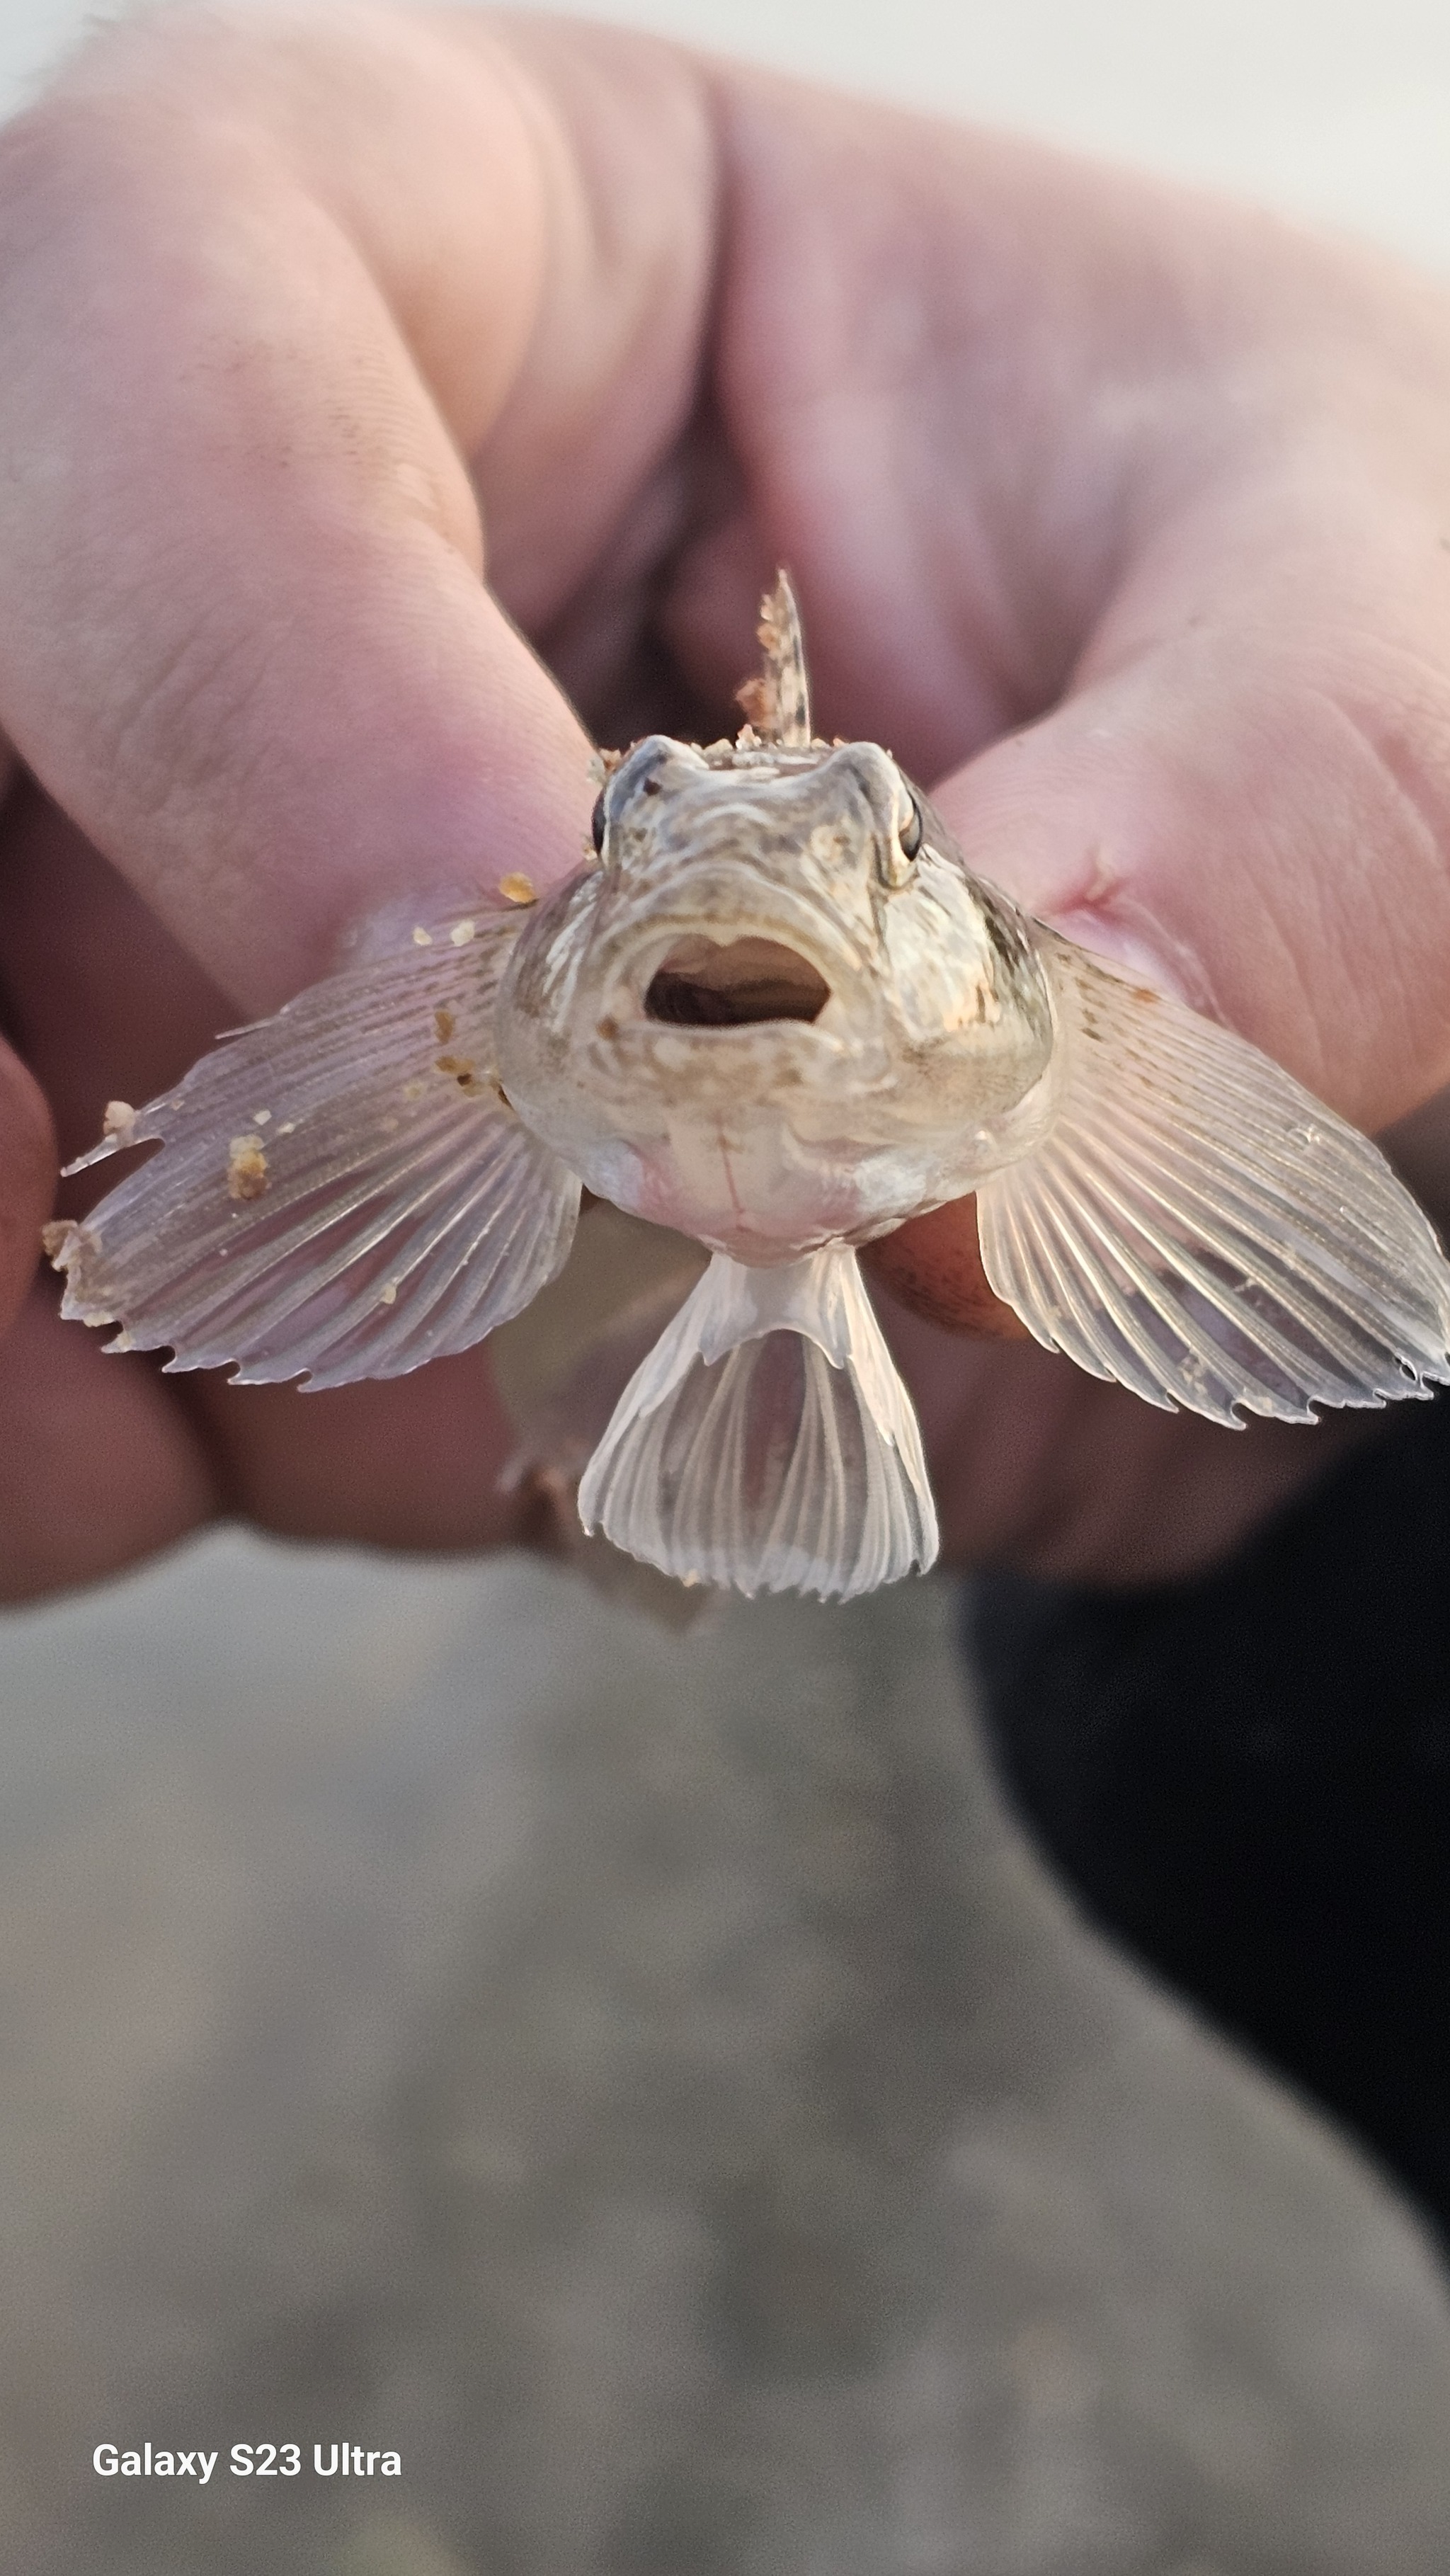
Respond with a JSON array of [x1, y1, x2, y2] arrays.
[[3, 1, 1450, 1601]]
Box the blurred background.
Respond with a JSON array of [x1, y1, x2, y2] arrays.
[[4, 4, 1450, 2572]]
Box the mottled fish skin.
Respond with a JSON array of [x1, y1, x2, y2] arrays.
[[495, 732, 1060, 1265], [42, 574, 1450, 1602]]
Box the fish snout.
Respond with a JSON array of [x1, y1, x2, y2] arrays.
[[596, 874, 871, 1044]]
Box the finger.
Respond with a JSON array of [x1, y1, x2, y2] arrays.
[[0, 761, 55, 1335], [0, 782, 232, 1166], [0, 763, 56, 1323], [0, 1034, 52, 1336], [181, 1344, 522, 1554], [932, 475, 1450, 1136], [0, 787, 537, 1566], [0, 11, 712, 1009], [884, 489, 1450, 1331], [686, 76, 1450, 1131], [0, 1282, 217, 1600]]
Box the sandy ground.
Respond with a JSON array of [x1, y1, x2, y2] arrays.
[[6, 1553, 1450, 2576], [4, 4, 1450, 2571]]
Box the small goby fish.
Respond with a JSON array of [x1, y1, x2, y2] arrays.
[[45, 576, 1450, 1600]]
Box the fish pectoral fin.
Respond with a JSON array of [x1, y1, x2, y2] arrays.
[[576, 1246, 938, 1598], [47, 908, 581, 1388], [975, 929, 1450, 1427]]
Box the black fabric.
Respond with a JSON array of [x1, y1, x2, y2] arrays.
[[969, 1391, 1450, 2241]]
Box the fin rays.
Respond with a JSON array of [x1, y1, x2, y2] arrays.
[[578, 1247, 937, 1597], [978, 935, 1450, 1425], [1061, 1126, 1413, 1395], [50, 910, 582, 1386]]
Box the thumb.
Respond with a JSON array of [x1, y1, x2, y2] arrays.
[[0, 15, 668, 1015], [930, 500, 1450, 1138], [0, 1039, 55, 1333], [872, 485, 1450, 1340]]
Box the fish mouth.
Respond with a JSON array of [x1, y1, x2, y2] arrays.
[[643, 937, 830, 1029]]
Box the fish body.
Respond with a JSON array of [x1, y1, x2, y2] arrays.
[[45, 577, 1450, 1601]]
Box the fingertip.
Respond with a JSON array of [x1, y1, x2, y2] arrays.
[[930, 635, 1450, 1125], [0, 1035, 56, 1337], [183, 1341, 520, 1551], [0, 1282, 219, 1601]]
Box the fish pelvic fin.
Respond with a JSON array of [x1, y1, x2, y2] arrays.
[[47, 908, 581, 1388], [576, 1246, 939, 1599], [975, 929, 1450, 1427], [735, 571, 814, 749]]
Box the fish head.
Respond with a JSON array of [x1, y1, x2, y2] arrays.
[[496, 733, 1057, 1258]]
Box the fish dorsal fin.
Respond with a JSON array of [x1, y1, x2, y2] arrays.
[[736, 570, 814, 749], [45, 908, 581, 1388], [976, 929, 1450, 1425], [576, 1246, 938, 1597]]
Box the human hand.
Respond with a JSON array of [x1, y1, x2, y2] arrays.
[[3, 1, 1450, 1597]]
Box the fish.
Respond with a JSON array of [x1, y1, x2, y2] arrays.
[[43, 575, 1450, 1600]]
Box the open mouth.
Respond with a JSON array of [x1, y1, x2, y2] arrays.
[[644, 937, 830, 1029]]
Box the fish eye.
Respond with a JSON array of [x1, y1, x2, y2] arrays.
[[590, 791, 607, 855], [879, 790, 923, 889]]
